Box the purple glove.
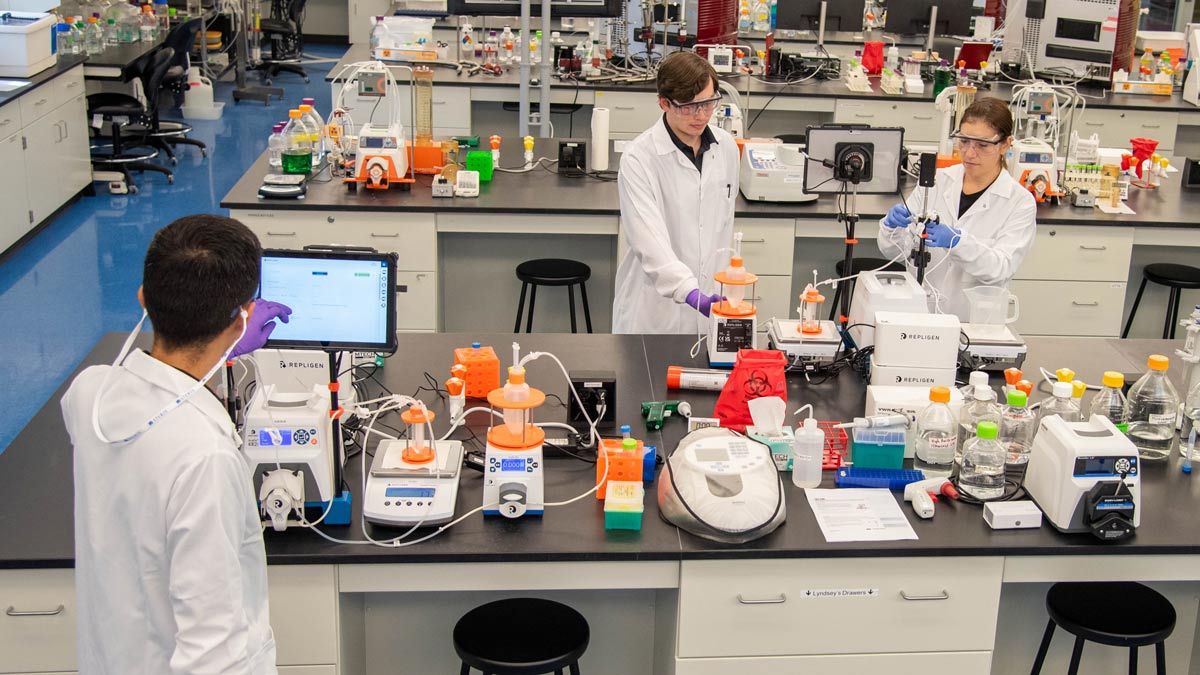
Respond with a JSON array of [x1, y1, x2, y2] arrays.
[[925, 221, 962, 249], [685, 288, 722, 318], [230, 299, 292, 358]]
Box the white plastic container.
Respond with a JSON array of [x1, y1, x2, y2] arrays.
[[0, 12, 56, 77], [181, 68, 224, 119], [791, 417, 824, 489]]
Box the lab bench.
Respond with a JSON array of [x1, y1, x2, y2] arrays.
[[1, 331, 1198, 675], [221, 139, 1200, 339]]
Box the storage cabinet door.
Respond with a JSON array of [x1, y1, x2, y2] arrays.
[[0, 131, 31, 253]]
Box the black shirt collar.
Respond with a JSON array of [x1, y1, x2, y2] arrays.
[[662, 114, 718, 171]]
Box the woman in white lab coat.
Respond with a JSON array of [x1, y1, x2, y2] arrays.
[[878, 97, 1037, 321], [613, 52, 740, 334]]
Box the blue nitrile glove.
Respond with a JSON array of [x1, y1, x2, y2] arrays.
[[685, 288, 722, 317], [883, 203, 912, 229], [925, 221, 962, 249], [230, 299, 293, 358]]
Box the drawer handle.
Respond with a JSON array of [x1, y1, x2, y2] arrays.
[[6, 604, 65, 617], [899, 590, 949, 601], [614, 105, 636, 110], [1141, 124, 1161, 129], [34, 97, 48, 106], [741, 238, 766, 243], [370, 232, 400, 238], [854, 113, 875, 118], [1084, 121, 1104, 126], [1078, 245, 1107, 251], [432, 100, 447, 105], [266, 230, 297, 236], [0, 118, 10, 126], [912, 114, 934, 120], [736, 593, 787, 605], [1071, 301, 1100, 307]]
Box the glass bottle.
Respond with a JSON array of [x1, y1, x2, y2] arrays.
[[104, 17, 118, 45], [484, 30, 499, 67], [915, 386, 958, 476], [71, 21, 85, 54], [500, 24, 514, 64], [530, 29, 541, 65], [281, 109, 313, 174], [999, 390, 1036, 467], [369, 16, 385, 54], [298, 102, 323, 165], [153, 0, 169, 34], [267, 122, 285, 168], [1183, 380, 1200, 452], [139, 5, 156, 42], [1038, 381, 1081, 427], [84, 16, 103, 54], [1125, 355, 1180, 461], [56, 23, 73, 55], [1090, 371, 1129, 433], [960, 421, 1005, 501]]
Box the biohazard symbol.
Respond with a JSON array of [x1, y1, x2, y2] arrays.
[[742, 369, 772, 397]]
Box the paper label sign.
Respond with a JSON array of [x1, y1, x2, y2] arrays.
[[800, 588, 880, 599]]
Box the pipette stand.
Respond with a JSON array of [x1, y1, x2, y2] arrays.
[[835, 183, 861, 325], [321, 350, 352, 523]]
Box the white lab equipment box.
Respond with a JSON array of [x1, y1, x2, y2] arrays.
[[872, 311, 961, 369], [847, 270, 928, 348], [868, 356, 956, 388], [866, 384, 965, 457], [0, 12, 55, 77]]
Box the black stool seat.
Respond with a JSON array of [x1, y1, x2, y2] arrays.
[[454, 598, 589, 675], [1122, 263, 1200, 339], [1143, 263, 1200, 289], [1031, 582, 1175, 675], [514, 259, 593, 333], [517, 259, 591, 286], [828, 257, 905, 320]]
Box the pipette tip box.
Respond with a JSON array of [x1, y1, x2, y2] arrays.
[[603, 481, 644, 530], [851, 426, 907, 469]]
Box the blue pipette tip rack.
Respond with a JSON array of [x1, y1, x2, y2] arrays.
[[835, 467, 926, 490]]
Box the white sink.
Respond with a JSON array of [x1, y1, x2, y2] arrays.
[[0, 79, 31, 92]]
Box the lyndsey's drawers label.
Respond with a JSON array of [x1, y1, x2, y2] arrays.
[[799, 588, 880, 599]]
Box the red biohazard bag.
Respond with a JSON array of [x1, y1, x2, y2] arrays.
[[714, 349, 788, 432]]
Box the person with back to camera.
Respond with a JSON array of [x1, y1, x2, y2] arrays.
[[877, 97, 1037, 320], [612, 51, 740, 334], [61, 214, 291, 674]]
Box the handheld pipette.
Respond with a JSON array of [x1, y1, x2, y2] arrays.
[[835, 413, 914, 429]]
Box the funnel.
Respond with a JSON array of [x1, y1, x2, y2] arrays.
[[964, 286, 1019, 325]]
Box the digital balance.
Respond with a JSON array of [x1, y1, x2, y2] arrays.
[[363, 405, 464, 527], [1025, 415, 1140, 541], [767, 279, 841, 367], [483, 359, 546, 518]]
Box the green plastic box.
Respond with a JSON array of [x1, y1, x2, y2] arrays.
[[851, 426, 906, 470], [464, 150, 495, 182]]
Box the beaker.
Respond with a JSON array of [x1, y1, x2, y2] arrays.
[[963, 286, 1019, 325]]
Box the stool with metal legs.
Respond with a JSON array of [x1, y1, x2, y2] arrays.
[[455, 598, 589, 675], [514, 259, 593, 333], [1122, 263, 1200, 339]]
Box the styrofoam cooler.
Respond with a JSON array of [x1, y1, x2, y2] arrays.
[[0, 12, 56, 77]]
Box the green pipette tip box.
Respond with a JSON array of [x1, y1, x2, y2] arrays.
[[465, 150, 494, 182]]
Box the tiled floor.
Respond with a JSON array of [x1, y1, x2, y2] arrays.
[[0, 44, 346, 452]]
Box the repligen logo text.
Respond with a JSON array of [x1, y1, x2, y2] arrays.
[[899, 332, 942, 341]]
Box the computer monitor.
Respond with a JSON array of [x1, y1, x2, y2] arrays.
[[884, 0, 974, 36], [260, 248, 399, 353], [776, 0, 867, 33]]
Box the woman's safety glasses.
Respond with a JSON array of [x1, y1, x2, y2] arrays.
[[670, 94, 723, 116], [950, 131, 1004, 153]]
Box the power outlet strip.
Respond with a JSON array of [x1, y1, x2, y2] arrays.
[[568, 370, 617, 430]]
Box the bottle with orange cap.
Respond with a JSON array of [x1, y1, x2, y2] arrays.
[[1090, 371, 1129, 433], [915, 386, 957, 475], [1125, 354, 1180, 460]]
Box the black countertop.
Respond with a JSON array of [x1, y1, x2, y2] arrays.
[[80, 39, 161, 80], [2, 331, 1197, 569], [0, 54, 87, 108], [221, 141, 1200, 229]]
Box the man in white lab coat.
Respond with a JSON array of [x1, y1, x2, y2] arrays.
[[613, 51, 740, 334], [61, 215, 290, 675]]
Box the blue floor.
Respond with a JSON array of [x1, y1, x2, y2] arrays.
[[0, 45, 346, 453]]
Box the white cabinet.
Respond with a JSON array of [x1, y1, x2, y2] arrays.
[[673, 651, 995, 674], [347, 0, 390, 44], [1073, 109, 1177, 153], [0, 65, 91, 255], [595, 90, 661, 139], [736, 218, 797, 329], [0, 131, 30, 253], [834, 100, 940, 142]]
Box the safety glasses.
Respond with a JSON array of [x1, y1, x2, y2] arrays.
[[670, 94, 723, 116], [950, 131, 1005, 153]]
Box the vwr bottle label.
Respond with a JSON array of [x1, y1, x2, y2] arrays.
[[1148, 413, 1177, 425]]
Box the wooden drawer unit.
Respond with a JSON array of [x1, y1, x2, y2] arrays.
[[834, 100, 939, 142], [674, 651, 995, 674], [1074, 109, 1177, 152], [1010, 280, 1127, 336], [595, 90, 661, 134], [1016, 226, 1133, 282], [0, 568, 77, 674], [234, 210, 437, 271], [268, 565, 337, 668], [678, 557, 1003, 658], [0, 99, 20, 139], [736, 218, 795, 276]]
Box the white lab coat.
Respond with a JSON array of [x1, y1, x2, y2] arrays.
[[877, 164, 1037, 321], [613, 117, 740, 334], [61, 349, 277, 675]]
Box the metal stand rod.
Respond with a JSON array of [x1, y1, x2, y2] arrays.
[[327, 351, 344, 501], [233, 0, 282, 104], [838, 183, 859, 323]]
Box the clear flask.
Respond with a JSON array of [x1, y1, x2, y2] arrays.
[[999, 389, 1036, 466], [1090, 371, 1129, 433], [791, 417, 824, 489], [960, 421, 1006, 500], [915, 386, 958, 475], [1125, 354, 1180, 461], [1038, 381, 1081, 427]]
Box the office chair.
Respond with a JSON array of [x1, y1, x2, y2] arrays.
[[88, 47, 177, 192], [258, 0, 310, 85], [124, 18, 208, 164]]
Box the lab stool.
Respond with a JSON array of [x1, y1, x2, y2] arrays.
[[454, 598, 589, 675], [1030, 581, 1175, 675], [1122, 263, 1200, 339], [828, 257, 905, 321], [514, 259, 593, 333]]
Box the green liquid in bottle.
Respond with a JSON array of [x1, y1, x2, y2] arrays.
[[282, 151, 312, 174]]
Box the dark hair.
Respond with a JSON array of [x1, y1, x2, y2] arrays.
[[959, 97, 1013, 139], [656, 52, 720, 104], [143, 214, 262, 350]]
